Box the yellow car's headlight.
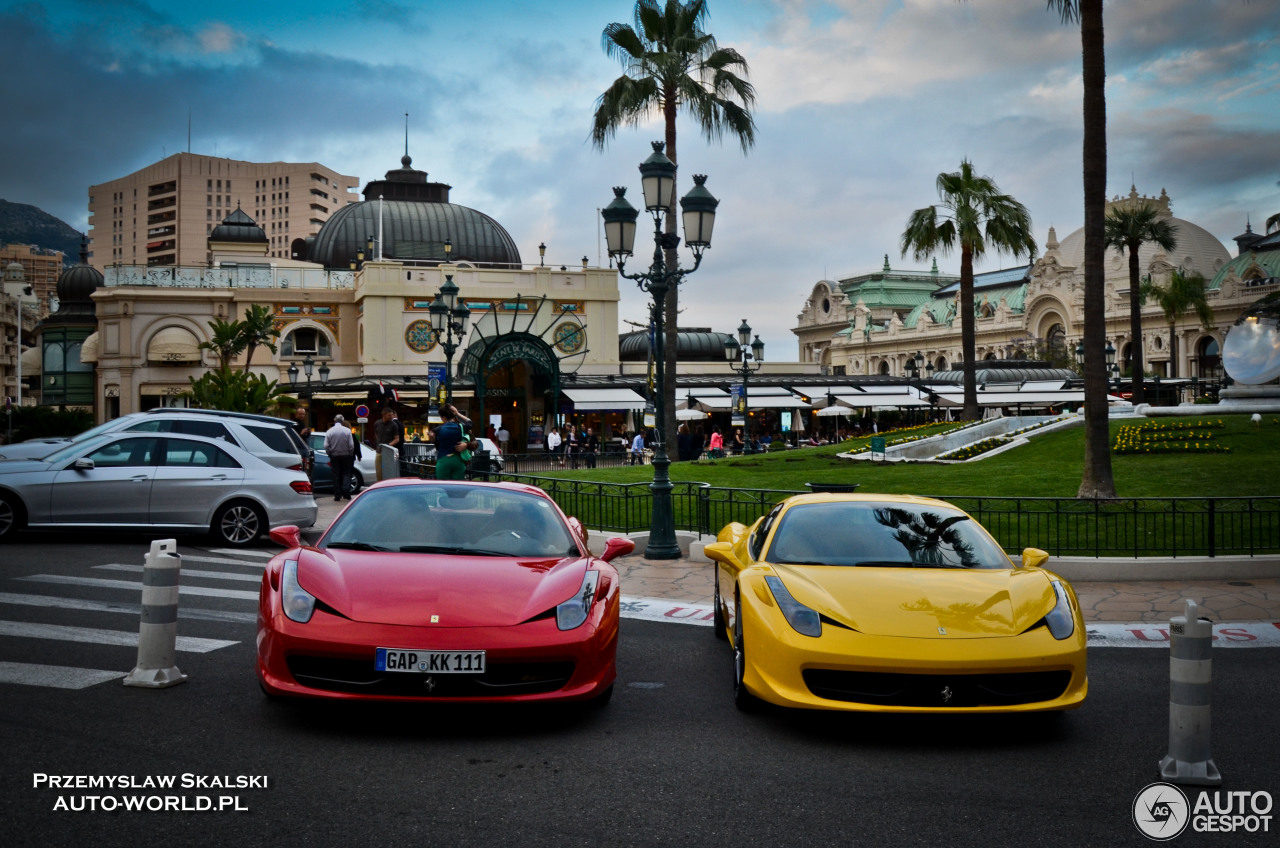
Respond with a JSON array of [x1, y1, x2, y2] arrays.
[[1045, 580, 1075, 640], [764, 575, 822, 637]]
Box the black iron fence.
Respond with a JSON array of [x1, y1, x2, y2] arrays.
[[399, 462, 1280, 558]]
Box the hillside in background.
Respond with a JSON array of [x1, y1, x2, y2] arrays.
[[0, 199, 82, 261]]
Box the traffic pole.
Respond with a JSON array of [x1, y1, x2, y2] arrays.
[[123, 539, 188, 689], [1158, 598, 1221, 785]]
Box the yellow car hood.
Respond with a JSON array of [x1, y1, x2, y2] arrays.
[[772, 564, 1057, 639]]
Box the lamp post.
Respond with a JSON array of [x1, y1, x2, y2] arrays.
[[724, 319, 764, 453], [904, 351, 923, 424], [287, 355, 329, 429], [429, 271, 471, 405], [601, 141, 719, 560]]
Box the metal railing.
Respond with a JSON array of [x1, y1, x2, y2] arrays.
[[401, 466, 1279, 558]]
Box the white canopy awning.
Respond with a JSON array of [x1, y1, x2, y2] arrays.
[[147, 326, 201, 363], [79, 331, 100, 364], [20, 345, 41, 375], [563, 387, 648, 411]]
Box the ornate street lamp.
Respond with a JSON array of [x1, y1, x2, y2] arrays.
[[288, 355, 324, 428], [601, 141, 719, 560], [724, 319, 765, 454], [430, 274, 471, 404]]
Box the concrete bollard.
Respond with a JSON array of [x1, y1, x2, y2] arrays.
[[123, 539, 187, 689], [1158, 598, 1221, 785], [379, 444, 400, 479]]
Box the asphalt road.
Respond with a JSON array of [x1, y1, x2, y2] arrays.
[[1, 535, 1278, 847]]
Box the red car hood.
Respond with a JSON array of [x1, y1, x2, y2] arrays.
[[294, 547, 590, 627]]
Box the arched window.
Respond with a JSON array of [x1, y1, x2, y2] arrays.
[[879, 361, 890, 375], [282, 326, 332, 358], [1196, 337, 1222, 381], [1046, 323, 1066, 361]]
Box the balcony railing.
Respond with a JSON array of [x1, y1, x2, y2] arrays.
[[104, 264, 356, 290]]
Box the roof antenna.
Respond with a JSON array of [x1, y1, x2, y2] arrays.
[[405, 112, 409, 158]]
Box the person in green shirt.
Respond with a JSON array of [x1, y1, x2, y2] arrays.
[[433, 404, 477, 480]]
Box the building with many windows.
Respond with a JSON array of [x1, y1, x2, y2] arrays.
[[87, 153, 359, 269]]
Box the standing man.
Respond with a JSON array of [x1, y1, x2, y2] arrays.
[[630, 430, 645, 466], [374, 407, 402, 481], [497, 424, 510, 454], [324, 414, 357, 501], [584, 427, 599, 469]]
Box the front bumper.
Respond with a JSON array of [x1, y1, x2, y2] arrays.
[[257, 591, 618, 703], [740, 599, 1087, 713]]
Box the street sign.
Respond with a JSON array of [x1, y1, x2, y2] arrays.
[[355, 404, 370, 419], [870, 436, 885, 459]]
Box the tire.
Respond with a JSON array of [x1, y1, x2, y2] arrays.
[[587, 683, 614, 709], [712, 570, 727, 640], [351, 470, 364, 493], [212, 500, 266, 547], [733, 593, 761, 712], [0, 492, 24, 542]]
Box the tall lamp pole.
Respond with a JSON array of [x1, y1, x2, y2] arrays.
[[723, 319, 764, 453], [287, 355, 330, 429], [601, 141, 719, 560], [904, 350, 923, 424], [429, 242, 471, 404]]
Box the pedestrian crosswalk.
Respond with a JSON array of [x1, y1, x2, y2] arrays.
[[0, 544, 272, 691]]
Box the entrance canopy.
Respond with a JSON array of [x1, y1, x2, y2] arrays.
[[564, 387, 647, 411]]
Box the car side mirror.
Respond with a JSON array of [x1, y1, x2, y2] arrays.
[[270, 525, 302, 548], [73, 458, 95, 470], [1020, 547, 1049, 569], [600, 537, 635, 563], [703, 540, 734, 564]]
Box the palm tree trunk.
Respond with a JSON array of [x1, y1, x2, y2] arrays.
[[1168, 321, 1177, 379], [1076, 0, 1116, 499], [959, 246, 979, 420], [662, 97, 680, 456], [1127, 244, 1144, 405]]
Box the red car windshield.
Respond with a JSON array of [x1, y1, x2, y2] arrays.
[[323, 485, 579, 558], [766, 502, 1011, 569]]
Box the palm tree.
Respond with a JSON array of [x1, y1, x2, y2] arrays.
[[901, 160, 1037, 420], [1103, 203, 1178, 404], [239, 304, 280, 374], [1046, 0, 1115, 499], [591, 0, 756, 448], [1141, 267, 1214, 380], [198, 317, 246, 372]]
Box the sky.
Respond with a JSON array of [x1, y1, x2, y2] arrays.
[[2, 0, 1279, 353]]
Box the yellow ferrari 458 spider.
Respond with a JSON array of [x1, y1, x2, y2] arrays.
[[703, 493, 1087, 713]]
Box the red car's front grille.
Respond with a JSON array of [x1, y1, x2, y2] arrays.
[[802, 669, 1072, 708], [286, 656, 575, 698]]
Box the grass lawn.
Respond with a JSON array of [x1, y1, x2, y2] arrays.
[[526, 414, 1279, 499]]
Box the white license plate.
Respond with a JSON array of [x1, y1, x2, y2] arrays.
[[375, 648, 485, 674]]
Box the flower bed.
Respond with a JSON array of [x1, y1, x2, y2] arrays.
[[937, 437, 1012, 461], [1113, 420, 1230, 454]]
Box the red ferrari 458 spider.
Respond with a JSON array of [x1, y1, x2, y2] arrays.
[[257, 479, 634, 704]]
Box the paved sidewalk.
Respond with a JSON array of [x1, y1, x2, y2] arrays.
[[308, 496, 1280, 623]]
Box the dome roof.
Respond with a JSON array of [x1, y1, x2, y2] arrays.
[[619, 329, 734, 361], [1055, 188, 1231, 282], [304, 154, 521, 268], [306, 199, 521, 268], [48, 236, 102, 322], [209, 207, 267, 243]]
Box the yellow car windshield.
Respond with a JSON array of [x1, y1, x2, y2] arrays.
[[766, 502, 1010, 569]]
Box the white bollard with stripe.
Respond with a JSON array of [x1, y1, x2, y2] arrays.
[[1158, 598, 1221, 785], [123, 539, 188, 689]]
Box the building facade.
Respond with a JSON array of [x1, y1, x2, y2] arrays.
[[0, 243, 63, 318], [87, 153, 359, 269], [794, 187, 1278, 388]]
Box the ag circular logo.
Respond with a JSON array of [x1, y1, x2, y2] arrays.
[[1133, 782, 1190, 841]]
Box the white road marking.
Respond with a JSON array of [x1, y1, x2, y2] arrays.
[[0, 620, 237, 652], [94, 564, 261, 583], [177, 554, 267, 568], [0, 661, 126, 690], [16, 575, 258, 601], [0, 592, 254, 624], [206, 548, 274, 559]]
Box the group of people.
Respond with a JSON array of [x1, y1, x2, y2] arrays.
[[544, 425, 601, 468]]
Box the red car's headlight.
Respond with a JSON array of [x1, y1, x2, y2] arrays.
[[281, 560, 316, 623], [556, 570, 600, 631]]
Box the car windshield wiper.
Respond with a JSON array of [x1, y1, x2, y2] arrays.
[[398, 545, 510, 556], [325, 541, 393, 552], [852, 560, 965, 568]]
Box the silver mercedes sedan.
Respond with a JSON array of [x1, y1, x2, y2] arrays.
[[0, 432, 317, 547]]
